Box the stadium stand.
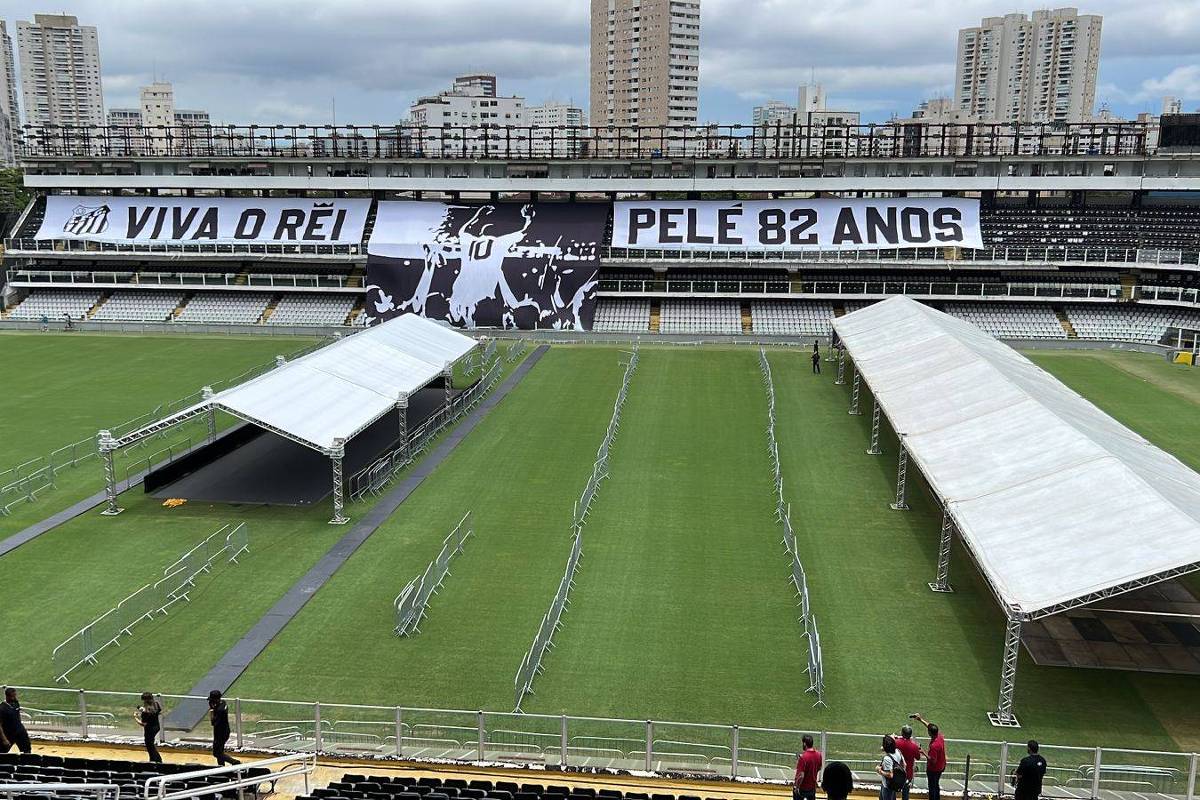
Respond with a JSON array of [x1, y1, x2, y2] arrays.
[[89, 291, 184, 322], [0, 753, 273, 798], [658, 300, 741, 334], [175, 292, 273, 324], [1065, 304, 1200, 343], [301, 773, 720, 800], [942, 302, 1068, 339], [592, 298, 651, 332], [266, 293, 358, 326], [750, 300, 836, 336], [5, 289, 102, 320]]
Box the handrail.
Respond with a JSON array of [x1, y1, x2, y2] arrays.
[[1, 784, 121, 800], [142, 752, 314, 800]]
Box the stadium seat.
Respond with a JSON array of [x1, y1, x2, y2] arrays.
[[175, 292, 273, 324], [592, 298, 651, 332]]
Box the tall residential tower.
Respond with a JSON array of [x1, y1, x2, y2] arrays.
[[590, 0, 700, 128], [16, 13, 104, 128]]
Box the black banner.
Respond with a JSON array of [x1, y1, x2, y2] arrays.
[[365, 202, 607, 330]]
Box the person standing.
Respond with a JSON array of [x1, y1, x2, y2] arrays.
[[1013, 741, 1047, 800], [135, 692, 163, 763], [40, 314, 49, 332], [876, 735, 906, 800], [794, 734, 824, 800], [893, 725, 922, 800], [811, 347, 822, 374], [0, 688, 32, 754], [208, 690, 240, 766], [911, 714, 946, 800], [821, 760, 854, 800]]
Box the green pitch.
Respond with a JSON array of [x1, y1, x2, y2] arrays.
[[0, 334, 1198, 753]]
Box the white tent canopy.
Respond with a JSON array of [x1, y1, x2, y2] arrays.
[[187, 314, 476, 453], [832, 296, 1200, 619]]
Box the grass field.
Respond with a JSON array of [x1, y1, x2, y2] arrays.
[[1, 334, 1199, 753]]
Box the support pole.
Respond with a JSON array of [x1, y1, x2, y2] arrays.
[[397, 393, 410, 462], [834, 348, 846, 385], [202, 386, 216, 441], [848, 367, 862, 415], [930, 509, 955, 592], [988, 607, 1023, 727], [329, 438, 349, 525], [98, 429, 123, 516], [275, 354, 287, 368], [443, 362, 454, 421], [890, 443, 909, 511], [866, 397, 882, 454]]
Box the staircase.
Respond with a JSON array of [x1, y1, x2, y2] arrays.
[[85, 291, 111, 319], [741, 302, 753, 333], [233, 269, 249, 286], [344, 298, 365, 326], [259, 294, 282, 324], [833, 303, 847, 317], [345, 266, 365, 289], [1120, 273, 1137, 301], [649, 299, 661, 333], [172, 293, 193, 319], [1054, 307, 1078, 338]]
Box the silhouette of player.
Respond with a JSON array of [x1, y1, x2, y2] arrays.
[[448, 204, 540, 328]]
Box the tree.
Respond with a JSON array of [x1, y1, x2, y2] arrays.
[[0, 167, 31, 213]]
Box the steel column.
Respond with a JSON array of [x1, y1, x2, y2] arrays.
[[890, 444, 909, 510], [313, 702, 323, 753], [998, 741, 1009, 797], [866, 397, 882, 454], [1186, 752, 1197, 800], [988, 608, 1023, 727], [730, 725, 739, 779], [848, 368, 862, 415], [397, 393, 410, 462], [1090, 748, 1103, 800], [477, 710, 485, 762], [443, 362, 454, 420], [560, 715, 568, 769], [930, 509, 955, 592], [235, 697, 243, 749], [78, 690, 88, 739], [98, 429, 123, 516], [395, 707, 404, 758], [834, 348, 846, 385], [329, 438, 349, 525], [645, 720, 654, 772]]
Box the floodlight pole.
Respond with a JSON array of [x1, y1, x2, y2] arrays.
[[202, 385, 216, 441], [834, 348, 846, 385], [97, 429, 123, 516], [988, 607, 1024, 728], [397, 393, 410, 462], [930, 508, 955, 592], [848, 367, 862, 415], [329, 437, 349, 526], [890, 442, 910, 510], [866, 397, 882, 454]]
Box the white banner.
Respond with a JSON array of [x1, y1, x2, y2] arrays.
[[36, 196, 371, 244], [611, 198, 982, 251]]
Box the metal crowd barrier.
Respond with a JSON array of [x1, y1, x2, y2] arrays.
[[759, 348, 825, 706], [515, 346, 640, 711], [393, 512, 474, 635], [51, 523, 248, 683]]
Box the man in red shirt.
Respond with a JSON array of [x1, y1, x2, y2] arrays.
[[893, 725, 923, 800], [912, 714, 947, 800], [793, 734, 824, 800]]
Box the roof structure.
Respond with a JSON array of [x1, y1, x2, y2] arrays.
[[185, 314, 476, 453], [832, 296, 1200, 619]]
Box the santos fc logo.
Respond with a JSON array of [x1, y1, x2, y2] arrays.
[[63, 204, 111, 235]]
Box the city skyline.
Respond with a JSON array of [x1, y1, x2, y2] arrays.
[[1, 0, 1197, 126]]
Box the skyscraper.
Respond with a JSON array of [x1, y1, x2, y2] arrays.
[[0, 21, 19, 164], [16, 13, 104, 128], [954, 8, 1102, 125], [590, 0, 700, 128]]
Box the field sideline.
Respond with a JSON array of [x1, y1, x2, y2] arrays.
[[0, 334, 1198, 752]]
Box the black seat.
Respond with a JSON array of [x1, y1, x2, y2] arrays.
[[598, 792, 622, 800], [460, 790, 486, 799], [418, 779, 443, 789], [426, 793, 450, 800], [495, 784, 519, 795], [408, 787, 433, 797], [395, 794, 421, 800], [486, 792, 512, 800], [444, 781, 468, 790], [467, 783, 492, 793], [572, 791, 597, 799], [519, 786, 543, 795]]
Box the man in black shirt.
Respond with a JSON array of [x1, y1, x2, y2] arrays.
[[208, 690, 241, 766], [0, 687, 32, 754], [820, 760, 853, 800], [1013, 740, 1048, 800]]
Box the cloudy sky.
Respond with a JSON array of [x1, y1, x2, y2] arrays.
[[6, 0, 1199, 125]]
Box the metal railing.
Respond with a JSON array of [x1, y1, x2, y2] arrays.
[[7, 684, 1199, 800], [603, 246, 1200, 267], [5, 269, 360, 290], [514, 345, 639, 711], [393, 512, 474, 636], [759, 348, 824, 706], [4, 238, 362, 257], [14, 120, 1156, 161], [599, 278, 1126, 300], [142, 752, 314, 800], [50, 524, 248, 683], [1, 784, 121, 800]]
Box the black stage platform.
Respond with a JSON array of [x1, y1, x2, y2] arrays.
[[147, 386, 454, 506]]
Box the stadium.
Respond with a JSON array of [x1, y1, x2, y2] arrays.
[[2, 118, 1200, 800]]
